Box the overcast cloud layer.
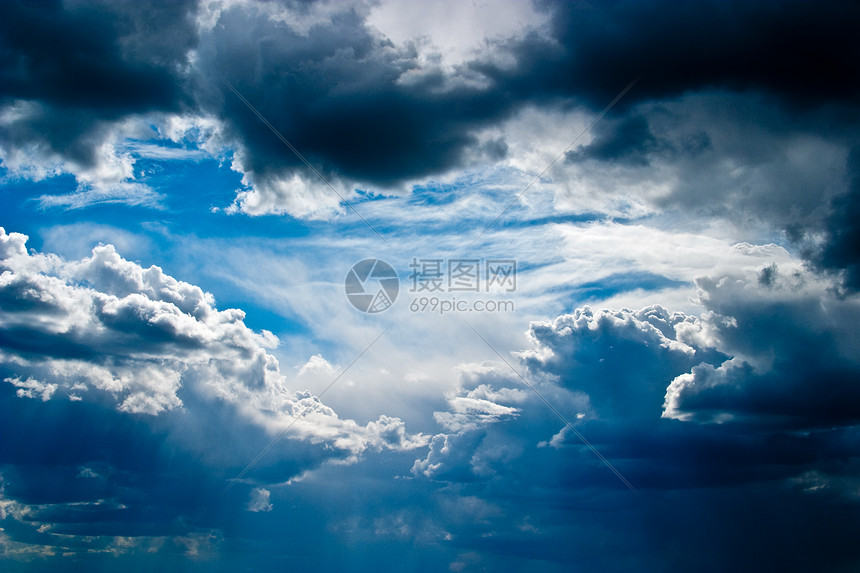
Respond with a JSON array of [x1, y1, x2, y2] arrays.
[[2, 1, 860, 571]]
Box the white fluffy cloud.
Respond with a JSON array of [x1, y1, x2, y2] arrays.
[[4, 376, 57, 401], [0, 228, 425, 463], [225, 168, 347, 220], [433, 383, 524, 433], [247, 487, 273, 512]]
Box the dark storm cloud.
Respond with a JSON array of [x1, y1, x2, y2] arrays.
[[408, 281, 860, 569], [0, 0, 194, 110], [0, 382, 220, 544], [0, 0, 197, 169], [523, 0, 860, 108], [664, 273, 860, 426], [194, 2, 512, 185], [3, 0, 852, 289], [4, 0, 856, 185], [509, 0, 860, 285], [812, 146, 860, 290], [568, 114, 661, 166], [201, 0, 860, 182]]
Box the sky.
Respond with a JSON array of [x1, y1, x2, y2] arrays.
[[1, 0, 860, 571]]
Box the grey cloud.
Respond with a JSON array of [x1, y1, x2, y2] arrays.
[[405, 272, 860, 569], [521, 304, 722, 420], [664, 272, 860, 426], [810, 146, 860, 290], [4, 0, 856, 221], [0, 0, 197, 174]]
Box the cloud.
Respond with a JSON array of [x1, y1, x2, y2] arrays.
[[663, 270, 860, 426], [3, 0, 859, 269], [247, 487, 273, 512], [516, 0, 860, 108], [4, 376, 57, 401], [0, 226, 444, 563], [191, 0, 509, 189], [519, 304, 719, 421], [513, 260, 860, 437], [225, 169, 346, 220], [810, 146, 860, 291], [433, 388, 521, 433], [367, 0, 548, 69], [4, 2, 860, 570], [402, 258, 860, 567], [0, 226, 424, 455], [0, 0, 197, 204]]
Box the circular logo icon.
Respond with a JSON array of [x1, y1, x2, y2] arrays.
[[344, 259, 399, 313]]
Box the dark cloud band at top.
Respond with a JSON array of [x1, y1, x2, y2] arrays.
[[3, 0, 859, 185]]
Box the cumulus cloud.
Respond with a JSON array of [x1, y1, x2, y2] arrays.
[[0, 226, 441, 563], [0, 227, 423, 456], [415, 260, 860, 491], [399, 258, 860, 569], [518, 304, 717, 421], [663, 270, 860, 426], [225, 169, 346, 220], [511, 261, 860, 434], [247, 487, 273, 512]]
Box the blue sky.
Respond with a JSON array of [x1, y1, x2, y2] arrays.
[[2, 1, 860, 571]]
